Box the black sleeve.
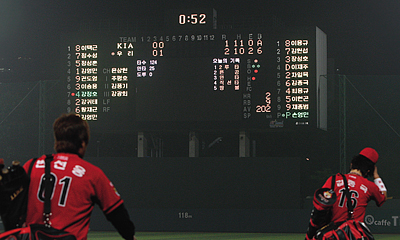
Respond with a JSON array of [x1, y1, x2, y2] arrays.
[[105, 203, 135, 239]]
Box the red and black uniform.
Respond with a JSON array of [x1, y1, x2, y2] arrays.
[[305, 173, 386, 240], [320, 173, 385, 223], [23, 153, 135, 240]]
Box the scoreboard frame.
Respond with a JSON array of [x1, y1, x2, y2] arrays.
[[61, 24, 327, 133]]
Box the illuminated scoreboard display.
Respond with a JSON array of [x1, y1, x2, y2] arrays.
[[62, 10, 327, 132]]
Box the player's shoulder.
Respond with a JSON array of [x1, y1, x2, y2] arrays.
[[53, 153, 104, 173], [346, 173, 377, 188], [23, 154, 47, 171], [55, 154, 111, 182], [328, 173, 343, 182]]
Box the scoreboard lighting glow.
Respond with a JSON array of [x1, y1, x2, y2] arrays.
[[62, 14, 327, 132]]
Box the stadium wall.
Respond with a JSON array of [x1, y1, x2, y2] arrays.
[[88, 157, 400, 233], [89, 157, 305, 232]]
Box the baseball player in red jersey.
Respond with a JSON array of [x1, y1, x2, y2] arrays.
[[305, 147, 387, 240], [23, 114, 137, 240]]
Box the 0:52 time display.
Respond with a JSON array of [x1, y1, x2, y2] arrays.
[[179, 13, 206, 25]]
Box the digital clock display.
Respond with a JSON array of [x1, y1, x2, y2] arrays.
[[165, 8, 217, 29], [179, 13, 207, 25], [61, 10, 327, 133]]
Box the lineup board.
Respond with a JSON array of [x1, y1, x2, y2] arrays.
[[62, 10, 327, 132]]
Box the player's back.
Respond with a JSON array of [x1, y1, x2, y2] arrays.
[[24, 153, 122, 239], [324, 173, 384, 223]]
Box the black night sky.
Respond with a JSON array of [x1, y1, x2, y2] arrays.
[[1, 0, 400, 78]]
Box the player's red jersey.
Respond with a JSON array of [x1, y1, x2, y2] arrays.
[[321, 173, 385, 223], [23, 153, 124, 240]]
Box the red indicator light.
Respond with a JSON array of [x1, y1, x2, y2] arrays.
[[252, 77, 256, 80], [71, 93, 75, 96], [254, 69, 258, 73]]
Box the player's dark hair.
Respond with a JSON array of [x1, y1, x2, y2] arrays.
[[53, 113, 90, 156], [350, 154, 375, 178]]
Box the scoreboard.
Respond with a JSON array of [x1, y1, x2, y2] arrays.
[[62, 10, 327, 132]]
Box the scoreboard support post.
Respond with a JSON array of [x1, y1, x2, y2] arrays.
[[239, 131, 250, 157], [189, 131, 199, 157], [138, 132, 147, 157]]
